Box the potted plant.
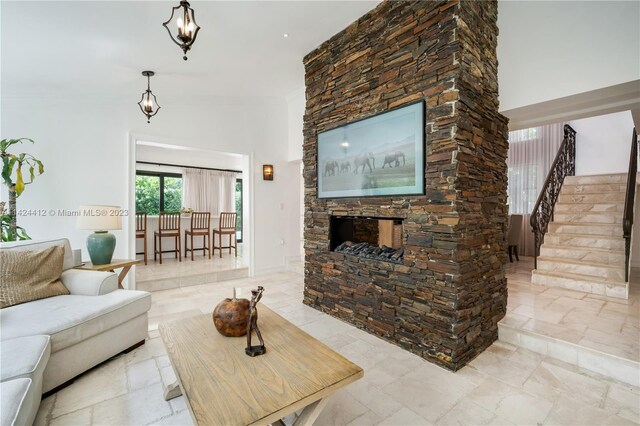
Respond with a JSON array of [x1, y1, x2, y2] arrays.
[[1, 138, 44, 241]]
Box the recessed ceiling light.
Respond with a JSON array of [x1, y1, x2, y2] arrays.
[[283, 33, 289, 38]]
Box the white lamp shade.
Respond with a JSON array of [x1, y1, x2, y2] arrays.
[[76, 205, 122, 230]]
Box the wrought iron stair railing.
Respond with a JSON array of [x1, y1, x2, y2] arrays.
[[623, 128, 637, 282], [530, 124, 577, 269]]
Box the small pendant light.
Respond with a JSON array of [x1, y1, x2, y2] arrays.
[[163, 1, 201, 61], [137, 71, 160, 124]]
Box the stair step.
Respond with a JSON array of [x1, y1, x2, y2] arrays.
[[548, 222, 623, 237], [554, 202, 624, 213], [543, 233, 625, 251], [533, 172, 630, 301], [561, 183, 626, 194], [564, 174, 627, 185], [531, 269, 627, 299], [498, 322, 639, 387], [136, 267, 250, 292], [553, 212, 623, 224], [539, 245, 625, 264], [557, 192, 625, 204], [537, 256, 625, 280]]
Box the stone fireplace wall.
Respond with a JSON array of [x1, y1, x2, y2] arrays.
[[352, 218, 379, 246], [302, 0, 509, 370]]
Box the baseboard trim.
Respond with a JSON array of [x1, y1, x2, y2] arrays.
[[285, 255, 302, 266]]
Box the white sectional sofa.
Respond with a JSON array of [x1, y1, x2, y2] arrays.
[[0, 239, 151, 425]]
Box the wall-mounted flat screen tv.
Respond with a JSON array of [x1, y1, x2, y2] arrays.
[[317, 100, 425, 199]]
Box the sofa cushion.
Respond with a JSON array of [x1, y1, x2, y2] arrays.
[[0, 246, 70, 308], [0, 290, 151, 352], [0, 378, 32, 426], [1, 335, 51, 383], [0, 238, 75, 270]]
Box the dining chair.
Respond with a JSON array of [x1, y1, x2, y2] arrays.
[[507, 214, 523, 262], [135, 212, 147, 265], [184, 212, 211, 261], [212, 212, 238, 258], [154, 212, 181, 264]]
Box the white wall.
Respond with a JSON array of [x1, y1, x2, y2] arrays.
[[286, 88, 305, 162], [632, 184, 640, 269], [136, 143, 245, 172], [498, 0, 640, 112], [283, 88, 305, 264], [571, 110, 635, 176], [282, 160, 302, 262], [1, 96, 299, 276]]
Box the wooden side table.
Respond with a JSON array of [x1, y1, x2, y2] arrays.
[[74, 259, 142, 289]]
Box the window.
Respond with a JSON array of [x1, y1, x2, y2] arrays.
[[135, 172, 183, 215], [507, 164, 538, 214], [509, 127, 538, 142], [235, 179, 243, 242]]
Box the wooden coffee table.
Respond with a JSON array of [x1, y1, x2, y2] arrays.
[[159, 306, 363, 426]]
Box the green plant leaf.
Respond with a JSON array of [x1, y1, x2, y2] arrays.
[[16, 226, 30, 240], [1, 138, 31, 155], [1, 138, 42, 200], [1, 163, 11, 186], [1, 157, 16, 187], [15, 165, 24, 196]]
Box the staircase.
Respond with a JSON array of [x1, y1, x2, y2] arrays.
[[531, 173, 628, 299]]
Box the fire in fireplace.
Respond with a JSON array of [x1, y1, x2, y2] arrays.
[[330, 216, 404, 263]]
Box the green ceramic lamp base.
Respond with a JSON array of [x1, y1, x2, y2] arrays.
[[87, 231, 116, 265]]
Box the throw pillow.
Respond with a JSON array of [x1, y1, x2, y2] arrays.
[[0, 246, 70, 309]]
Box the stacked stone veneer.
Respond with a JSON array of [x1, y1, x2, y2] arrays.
[[352, 218, 380, 246], [303, 0, 509, 370]]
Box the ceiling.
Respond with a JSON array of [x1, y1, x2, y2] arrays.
[[1, 1, 379, 100]]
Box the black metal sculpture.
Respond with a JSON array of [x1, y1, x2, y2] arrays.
[[245, 286, 266, 357]]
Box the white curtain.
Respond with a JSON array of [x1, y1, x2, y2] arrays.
[[507, 123, 565, 256], [182, 169, 236, 217]]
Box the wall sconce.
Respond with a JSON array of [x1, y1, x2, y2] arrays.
[[263, 165, 274, 181]]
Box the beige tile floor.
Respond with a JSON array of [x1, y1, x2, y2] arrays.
[[35, 270, 640, 426], [504, 256, 640, 361]]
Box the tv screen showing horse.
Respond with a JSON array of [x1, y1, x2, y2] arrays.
[[317, 101, 424, 199]]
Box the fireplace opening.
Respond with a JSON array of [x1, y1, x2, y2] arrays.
[[330, 216, 404, 263]]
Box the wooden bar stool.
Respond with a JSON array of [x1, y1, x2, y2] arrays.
[[154, 212, 181, 264], [212, 212, 238, 258], [185, 212, 211, 261], [135, 212, 148, 265]]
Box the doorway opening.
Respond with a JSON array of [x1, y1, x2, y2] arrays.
[[128, 137, 251, 291]]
